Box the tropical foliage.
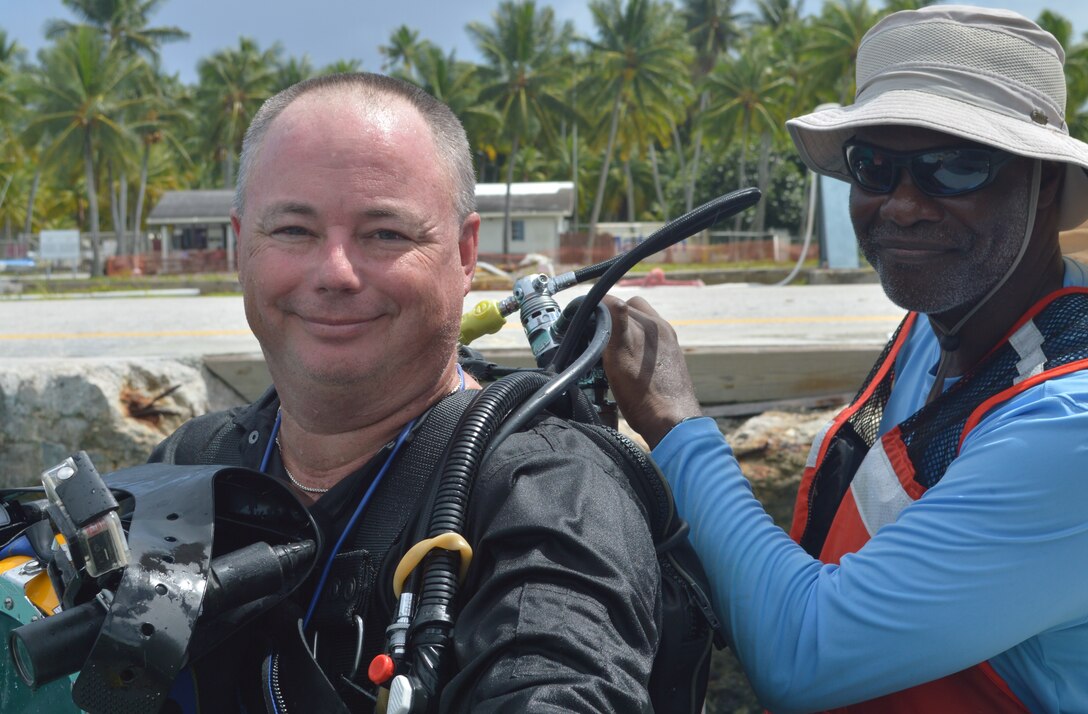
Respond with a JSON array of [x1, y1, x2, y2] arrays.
[[4, 0, 1088, 273]]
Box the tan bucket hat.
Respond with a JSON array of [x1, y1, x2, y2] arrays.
[[786, 4, 1088, 230]]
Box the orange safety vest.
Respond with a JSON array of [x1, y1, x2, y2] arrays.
[[788, 288, 1088, 713]]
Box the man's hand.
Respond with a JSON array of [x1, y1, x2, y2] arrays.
[[602, 295, 703, 449]]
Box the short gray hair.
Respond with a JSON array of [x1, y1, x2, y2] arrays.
[[233, 72, 477, 221]]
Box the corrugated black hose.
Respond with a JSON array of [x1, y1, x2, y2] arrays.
[[401, 370, 550, 710]]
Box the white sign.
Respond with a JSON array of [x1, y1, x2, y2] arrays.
[[39, 230, 81, 261]]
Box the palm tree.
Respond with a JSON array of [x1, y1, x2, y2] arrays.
[[880, 0, 936, 12], [0, 31, 36, 244], [583, 0, 692, 245], [804, 0, 882, 104], [0, 30, 22, 116], [19, 144, 46, 240], [703, 32, 788, 230], [751, 0, 803, 29], [384, 27, 440, 88], [403, 46, 470, 107], [398, 42, 502, 184], [1036, 10, 1088, 142], [380, 25, 429, 75], [28, 26, 145, 275], [15, 105, 51, 244], [129, 72, 192, 255], [468, 0, 572, 256], [45, 0, 189, 63], [320, 59, 364, 75], [681, 0, 740, 211], [607, 70, 682, 220], [685, 0, 740, 72], [751, 2, 815, 119], [194, 37, 280, 188], [45, 0, 190, 257], [0, 132, 20, 234], [401, 45, 500, 157], [0, 31, 23, 213], [275, 55, 315, 91], [743, 4, 822, 236]]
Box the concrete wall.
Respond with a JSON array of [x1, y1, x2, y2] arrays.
[[202, 345, 878, 409]]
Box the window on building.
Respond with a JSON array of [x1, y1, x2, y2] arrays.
[[511, 220, 525, 242]]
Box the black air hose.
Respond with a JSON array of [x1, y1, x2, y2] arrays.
[[399, 370, 551, 711], [482, 303, 612, 464], [550, 187, 761, 373], [427, 370, 550, 537], [413, 371, 550, 627]]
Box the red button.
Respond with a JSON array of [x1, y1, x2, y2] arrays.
[[368, 654, 396, 685]]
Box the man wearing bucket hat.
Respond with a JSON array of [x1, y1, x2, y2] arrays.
[[602, 5, 1088, 713]]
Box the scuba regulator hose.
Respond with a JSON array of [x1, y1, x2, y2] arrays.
[[379, 188, 761, 713], [550, 187, 761, 372], [486, 187, 763, 459], [385, 370, 550, 710]]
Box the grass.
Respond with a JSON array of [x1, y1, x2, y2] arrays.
[[7, 272, 241, 296]]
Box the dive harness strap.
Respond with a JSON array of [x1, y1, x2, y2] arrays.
[[267, 390, 479, 710]]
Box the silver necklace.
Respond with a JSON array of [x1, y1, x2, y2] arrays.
[[275, 432, 330, 494]]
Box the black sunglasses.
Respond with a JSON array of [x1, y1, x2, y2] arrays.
[[842, 139, 1014, 197]]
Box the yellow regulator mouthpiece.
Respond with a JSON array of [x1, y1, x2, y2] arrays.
[[459, 300, 507, 345]]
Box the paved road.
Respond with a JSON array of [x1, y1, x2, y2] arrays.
[[0, 283, 904, 360]]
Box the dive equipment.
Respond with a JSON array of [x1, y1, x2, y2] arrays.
[[0, 457, 321, 713], [373, 188, 761, 713], [1, 188, 761, 713]]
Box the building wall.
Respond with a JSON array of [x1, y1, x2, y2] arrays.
[[477, 215, 566, 257], [170, 223, 229, 251]]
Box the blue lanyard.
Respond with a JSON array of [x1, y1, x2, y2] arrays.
[[303, 417, 415, 626], [262, 365, 465, 712], [260, 364, 466, 627]]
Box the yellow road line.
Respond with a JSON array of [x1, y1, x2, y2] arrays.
[[490, 314, 904, 329], [671, 314, 904, 326]]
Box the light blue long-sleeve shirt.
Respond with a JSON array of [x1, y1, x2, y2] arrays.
[[652, 259, 1088, 713]]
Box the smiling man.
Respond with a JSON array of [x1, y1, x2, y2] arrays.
[[602, 5, 1088, 713], [232, 81, 479, 483], [150, 73, 661, 713]]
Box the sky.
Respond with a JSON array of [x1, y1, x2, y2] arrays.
[[2, 0, 1087, 86]]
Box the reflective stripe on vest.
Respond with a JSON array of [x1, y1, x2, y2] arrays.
[[786, 288, 1088, 712]]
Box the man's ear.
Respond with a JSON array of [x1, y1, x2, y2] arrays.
[[459, 212, 480, 295], [231, 211, 245, 279], [1037, 161, 1064, 210]]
